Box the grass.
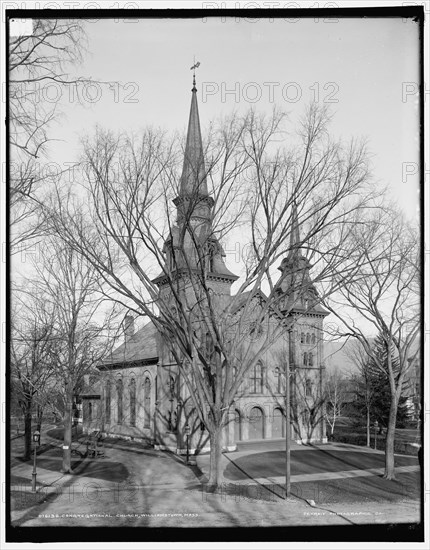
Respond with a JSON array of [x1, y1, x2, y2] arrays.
[[329, 418, 421, 455]]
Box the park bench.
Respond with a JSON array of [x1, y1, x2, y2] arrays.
[[85, 430, 105, 458]]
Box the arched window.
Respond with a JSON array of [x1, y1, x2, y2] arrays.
[[306, 333, 311, 344], [129, 378, 136, 427], [250, 362, 264, 394], [309, 352, 314, 367], [311, 333, 316, 344], [306, 378, 312, 397], [116, 378, 123, 425], [300, 332, 305, 344], [105, 381, 111, 424], [144, 377, 151, 428], [209, 246, 215, 272], [303, 352, 308, 366], [169, 251, 176, 272]]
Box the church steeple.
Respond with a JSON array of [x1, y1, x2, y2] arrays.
[[287, 201, 301, 260], [179, 66, 208, 197], [277, 202, 324, 314], [152, 67, 238, 287]]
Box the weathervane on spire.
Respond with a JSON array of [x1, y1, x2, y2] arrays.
[[190, 58, 200, 89]]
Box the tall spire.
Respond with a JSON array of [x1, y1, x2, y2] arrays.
[[289, 201, 301, 253], [180, 61, 207, 196], [278, 201, 304, 275], [277, 200, 329, 315], [152, 66, 239, 287]]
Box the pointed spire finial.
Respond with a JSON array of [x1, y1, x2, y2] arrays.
[[190, 58, 200, 91]]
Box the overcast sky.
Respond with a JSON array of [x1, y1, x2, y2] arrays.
[[46, 15, 420, 221], [9, 14, 421, 337]]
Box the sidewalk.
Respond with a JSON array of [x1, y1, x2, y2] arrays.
[[9, 437, 421, 528]]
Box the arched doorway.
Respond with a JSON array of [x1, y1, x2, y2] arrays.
[[248, 407, 264, 440], [272, 407, 285, 438], [234, 409, 242, 442]]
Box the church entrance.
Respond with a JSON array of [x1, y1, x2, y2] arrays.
[[272, 407, 285, 438], [248, 407, 264, 440]]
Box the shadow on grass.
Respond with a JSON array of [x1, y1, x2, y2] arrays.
[[10, 489, 58, 512], [223, 449, 418, 482]]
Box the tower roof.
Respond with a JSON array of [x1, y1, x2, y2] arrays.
[[179, 76, 208, 197]]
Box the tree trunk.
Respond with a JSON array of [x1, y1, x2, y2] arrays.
[[23, 407, 32, 461], [61, 395, 73, 473], [366, 406, 370, 447], [207, 427, 223, 490], [383, 395, 398, 480]]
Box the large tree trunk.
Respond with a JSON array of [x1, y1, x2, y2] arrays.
[[207, 427, 223, 490], [383, 395, 398, 480], [61, 394, 73, 473], [23, 406, 32, 461]]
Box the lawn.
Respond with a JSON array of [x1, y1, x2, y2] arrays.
[[330, 417, 421, 454]]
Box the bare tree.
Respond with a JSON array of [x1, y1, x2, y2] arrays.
[[345, 339, 374, 446], [31, 236, 119, 473], [324, 367, 348, 436], [44, 102, 376, 488], [325, 207, 420, 479], [10, 288, 57, 460], [9, 19, 109, 250]]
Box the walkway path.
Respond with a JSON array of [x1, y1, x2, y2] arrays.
[[9, 437, 421, 528]]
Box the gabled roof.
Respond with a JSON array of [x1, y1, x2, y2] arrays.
[[287, 301, 330, 317], [229, 289, 289, 326], [230, 290, 267, 315], [230, 288, 328, 319], [101, 321, 159, 368]]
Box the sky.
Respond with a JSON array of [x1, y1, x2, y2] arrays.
[[8, 13, 422, 336], [44, 15, 420, 221]]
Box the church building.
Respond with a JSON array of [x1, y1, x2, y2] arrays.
[[81, 73, 329, 453]]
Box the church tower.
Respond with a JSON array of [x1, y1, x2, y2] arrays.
[[152, 70, 237, 453], [278, 203, 329, 444], [152, 71, 238, 296]]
